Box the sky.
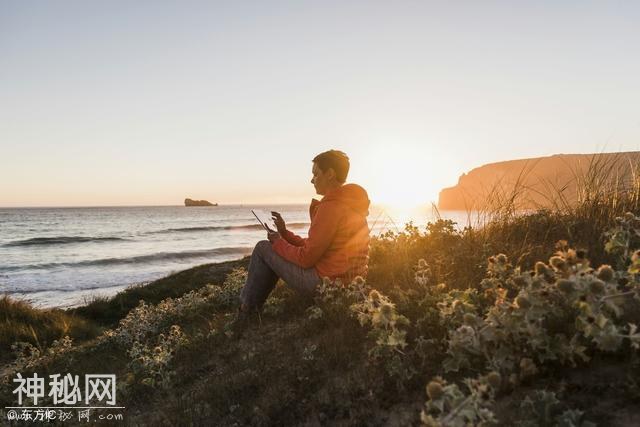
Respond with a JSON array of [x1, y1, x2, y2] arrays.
[[1, 1, 639, 208]]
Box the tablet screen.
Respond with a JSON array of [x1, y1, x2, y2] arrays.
[[251, 209, 276, 231]]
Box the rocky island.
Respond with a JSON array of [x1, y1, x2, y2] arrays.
[[184, 198, 217, 207]]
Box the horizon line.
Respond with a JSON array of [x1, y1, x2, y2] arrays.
[[0, 201, 437, 209], [0, 203, 312, 209]]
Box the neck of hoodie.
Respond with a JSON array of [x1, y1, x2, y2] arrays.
[[309, 183, 370, 220], [321, 184, 342, 201]]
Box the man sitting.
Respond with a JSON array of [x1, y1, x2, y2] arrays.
[[232, 149, 370, 337]]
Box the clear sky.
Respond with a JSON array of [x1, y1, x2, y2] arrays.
[[1, 1, 639, 207]]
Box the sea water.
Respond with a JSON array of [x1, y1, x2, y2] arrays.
[[0, 204, 471, 308]]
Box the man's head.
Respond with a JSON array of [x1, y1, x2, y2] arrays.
[[311, 150, 350, 195]]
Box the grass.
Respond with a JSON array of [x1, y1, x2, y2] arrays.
[[1, 258, 251, 365], [2, 152, 640, 425], [69, 257, 250, 327], [0, 295, 100, 364]]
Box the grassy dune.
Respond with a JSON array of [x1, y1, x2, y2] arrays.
[[69, 257, 251, 327], [3, 158, 640, 425]]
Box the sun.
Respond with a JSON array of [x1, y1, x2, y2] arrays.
[[371, 181, 432, 211], [353, 146, 444, 211]]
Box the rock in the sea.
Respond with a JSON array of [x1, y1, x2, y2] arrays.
[[184, 198, 217, 207]]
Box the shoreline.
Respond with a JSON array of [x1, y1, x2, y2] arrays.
[[8, 282, 143, 310], [2, 256, 252, 328], [4, 255, 256, 310], [67, 256, 251, 326], [0, 256, 246, 365]]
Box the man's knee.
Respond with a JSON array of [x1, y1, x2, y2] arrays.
[[253, 240, 272, 256]]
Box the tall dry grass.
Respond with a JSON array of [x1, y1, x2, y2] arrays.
[[0, 295, 100, 363]]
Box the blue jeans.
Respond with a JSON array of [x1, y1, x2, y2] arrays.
[[239, 240, 321, 309]]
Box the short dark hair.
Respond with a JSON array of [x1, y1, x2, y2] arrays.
[[313, 150, 350, 183]]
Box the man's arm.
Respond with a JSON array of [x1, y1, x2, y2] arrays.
[[281, 229, 306, 247], [272, 203, 339, 269]]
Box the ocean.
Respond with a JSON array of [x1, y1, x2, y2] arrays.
[[0, 205, 470, 308]]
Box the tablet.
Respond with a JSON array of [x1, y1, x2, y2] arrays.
[[251, 209, 276, 231]]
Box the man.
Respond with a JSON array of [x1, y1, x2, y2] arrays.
[[232, 149, 370, 338]]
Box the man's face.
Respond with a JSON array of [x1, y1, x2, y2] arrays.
[[311, 162, 332, 195]]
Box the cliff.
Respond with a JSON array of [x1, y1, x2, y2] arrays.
[[438, 151, 640, 210]]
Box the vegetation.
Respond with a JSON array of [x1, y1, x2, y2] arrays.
[[0, 296, 99, 365], [70, 257, 249, 327], [3, 157, 640, 425]]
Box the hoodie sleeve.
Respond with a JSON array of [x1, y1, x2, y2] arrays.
[[281, 229, 306, 247], [272, 202, 339, 269]]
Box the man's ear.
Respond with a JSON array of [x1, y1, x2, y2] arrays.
[[327, 167, 337, 182]]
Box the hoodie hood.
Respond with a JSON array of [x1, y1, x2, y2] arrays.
[[310, 183, 370, 218]]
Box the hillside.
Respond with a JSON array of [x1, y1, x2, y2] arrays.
[[4, 168, 640, 425], [439, 152, 640, 210]]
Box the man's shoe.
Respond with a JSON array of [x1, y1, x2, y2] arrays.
[[230, 307, 252, 340]]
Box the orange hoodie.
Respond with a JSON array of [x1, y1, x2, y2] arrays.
[[272, 183, 370, 282]]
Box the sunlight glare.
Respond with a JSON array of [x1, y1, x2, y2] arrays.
[[354, 143, 445, 210]]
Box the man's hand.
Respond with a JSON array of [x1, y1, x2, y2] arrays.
[[267, 230, 281, 243], [271, 211, 287, 234], [265, 224, 281, 243]]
